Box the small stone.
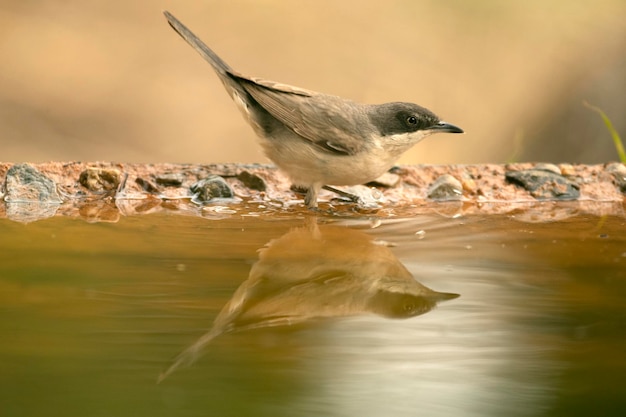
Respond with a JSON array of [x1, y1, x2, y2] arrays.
[[559, 163, 576, 177], [427, 174, 463, 201], [190, 175, 234, 203], [3, 164, 62, 223], [366, 172, 401, 188], [606, 162, 626, 175], [155, 173, 184, 187], [4, 163, 62, 203], [237, 170, 266, 191], [606, 163, 626, 193], [461, 173, 477, 194], [79, 167, 121, 192], [329, 185, 384, 209], [534, 163, 561, 175], [135, 177, 160, 193], [505, 168, 580, 200]]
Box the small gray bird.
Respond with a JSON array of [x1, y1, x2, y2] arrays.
[[164, 11, 463, 208]]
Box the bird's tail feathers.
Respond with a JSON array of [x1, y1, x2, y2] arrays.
[[163, 10, 232, 76]]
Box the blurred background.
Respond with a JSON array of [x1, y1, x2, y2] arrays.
[[0, 0, 624, 164]]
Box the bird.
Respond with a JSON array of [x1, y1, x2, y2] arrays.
[[163, 11, 463, 208]]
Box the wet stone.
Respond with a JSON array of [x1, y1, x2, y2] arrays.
[[135, 177, 160, 193], [237, 170, 266, 191], [79, 167, 121, 192], [427, 174, 463, 201], [4, 163, 62, 203], [3, 164, 62, 223], [155, 173, 184, 187], [1, 161, 624, 222], [505, 168, 580, 200], [606, 162, 626, 193], [328, 185, 384, 209], [190, 175, 234, 203], [460, 173, 477, 194]]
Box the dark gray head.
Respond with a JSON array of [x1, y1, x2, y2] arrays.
[[367, 102, 463, 144]]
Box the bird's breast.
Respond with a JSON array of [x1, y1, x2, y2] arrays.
[[258, 133, 396, 186]]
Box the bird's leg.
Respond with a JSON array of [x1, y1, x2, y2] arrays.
[[297, 183, 360, 208], [304, 183, 321, 208]]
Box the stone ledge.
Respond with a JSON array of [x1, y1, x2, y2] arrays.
[[0, 161, 624, 223]]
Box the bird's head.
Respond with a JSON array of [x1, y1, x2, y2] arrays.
[[368, 102, 463, 154]]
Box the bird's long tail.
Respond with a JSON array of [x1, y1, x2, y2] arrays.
[[163, 10, 232, 76]]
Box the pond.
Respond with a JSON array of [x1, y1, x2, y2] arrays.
[[1, 207, 625, 416]]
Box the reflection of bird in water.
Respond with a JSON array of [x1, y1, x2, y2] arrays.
[[158, 222, 458, 382]]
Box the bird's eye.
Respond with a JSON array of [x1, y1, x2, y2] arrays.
[[407, 116, 418, 125]]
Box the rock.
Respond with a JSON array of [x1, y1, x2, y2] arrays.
[[135, 177, 160, 193], [328, 185, 384, 209], [559, 163, 576, 177], [4, 163, 62, 203], [606, 162, 626, 193], [190, 175, 234, 203], [237, 170, 266, 191], [155, 173, 184, 187], [505, 168, 580, 200], [534, 163, 561, 175], [3, 163, 62, 222], [461, 173, 477, 194], [79, 167, 121, 192], [427, 174, 463, 201]]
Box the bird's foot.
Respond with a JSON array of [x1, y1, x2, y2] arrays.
[[322, 185, 362, 204]]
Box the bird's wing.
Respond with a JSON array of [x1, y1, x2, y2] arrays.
[[237, 76, 368, 155]]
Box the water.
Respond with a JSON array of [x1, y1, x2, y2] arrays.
[[1, 209, 625, 416]]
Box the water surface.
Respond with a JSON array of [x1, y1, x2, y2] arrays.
[[1, 210, 625, 416]]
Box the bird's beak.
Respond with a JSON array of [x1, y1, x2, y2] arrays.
[[432, 121, 464, 134]]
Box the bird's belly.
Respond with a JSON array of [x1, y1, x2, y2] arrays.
[[259, 135, 393, 187]]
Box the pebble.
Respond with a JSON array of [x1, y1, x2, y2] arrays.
[[4, 163, 62, 203], [135, 177, 160, 193], [427, 174, 463, 201], [237, 170, 267, 191], [606, 162, 626, 193], [559, 163, 576, 177], [461, 173, 477, 194], [190, 175, 235, 203], [534, 163, 561, 175], [155, 173, 184, 187], [79, 167, 121, 192], [505, 168, 580, 200], [3, 164, 62, 223]]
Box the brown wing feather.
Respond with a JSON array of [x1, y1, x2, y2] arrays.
[[238, 78, 368, 155]]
